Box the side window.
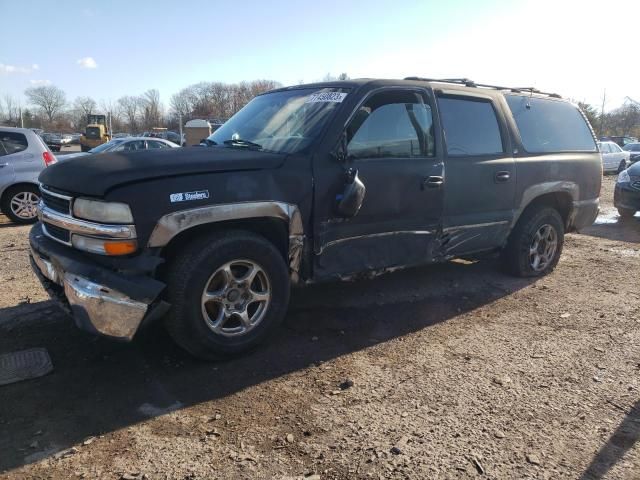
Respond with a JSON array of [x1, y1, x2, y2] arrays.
[[148, 141, 169, 149], [437, 97, 504, 156], [599, 143, 610, 153], [506, 95, 596, 153], [610, 143, 622, 153], [347, 90, 435, 159], [124, 140, 145, 151], [0, 131, 28, 156]]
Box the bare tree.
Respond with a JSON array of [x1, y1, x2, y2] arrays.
[[71, 96, 97, 130], [2, 95, 21, 126], [576, 101, 599, 131], [141, 89, 162, 130], [117, 96, 141, 133], [24, 85, 66, 123]]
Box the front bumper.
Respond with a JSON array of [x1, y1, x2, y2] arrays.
[[614, 183, 640, 211], [29, 223, 166, 341]]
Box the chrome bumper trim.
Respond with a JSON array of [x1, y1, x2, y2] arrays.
[[30, 247, 61, 284], [30, 245, 149, 341], [63, 273, 148, 341], [38, 204, 136, 243]]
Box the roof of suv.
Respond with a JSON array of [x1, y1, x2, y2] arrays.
[[269, 78, 563, 100]]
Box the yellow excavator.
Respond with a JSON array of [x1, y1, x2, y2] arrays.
[[80, 114, 110, 152]]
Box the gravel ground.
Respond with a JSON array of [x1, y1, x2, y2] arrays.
[[0, 176, 638, 479]]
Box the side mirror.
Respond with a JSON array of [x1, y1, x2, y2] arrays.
[[336, 168, 366, 217]]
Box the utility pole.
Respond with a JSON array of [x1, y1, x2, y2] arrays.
[[178, 112, 183, 147], [19, 107, 23, 128], [599, 89, 606, 137]]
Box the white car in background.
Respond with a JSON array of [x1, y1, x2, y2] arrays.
[[598, 141, 630, 173]]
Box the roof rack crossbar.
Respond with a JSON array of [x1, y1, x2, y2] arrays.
[[403, 77, 562, 98]]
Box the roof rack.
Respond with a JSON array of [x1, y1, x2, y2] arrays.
[[403, 77, 562, 98]]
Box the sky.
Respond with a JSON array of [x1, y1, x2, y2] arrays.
[[1, 0, 639, 112]]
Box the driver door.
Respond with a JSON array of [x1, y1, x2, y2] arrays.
[[313, 88, 444, 279]]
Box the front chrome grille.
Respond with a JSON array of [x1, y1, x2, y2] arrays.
[[632, 180, 640, 190], [42, 223, 71, 244], [41, 191, 71, 214], [40, 185, 72, 215]]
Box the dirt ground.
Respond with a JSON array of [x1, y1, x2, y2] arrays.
[[0, 176, 638, 479]]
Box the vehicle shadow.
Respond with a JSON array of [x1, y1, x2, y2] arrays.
[[580, 210, 640, 243], [579, 399, 640, 479], [0, 259, 534, 473]]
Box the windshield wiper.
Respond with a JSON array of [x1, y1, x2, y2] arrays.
[[223, 139, 263, 150]]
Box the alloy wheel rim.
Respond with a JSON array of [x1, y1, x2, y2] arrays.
[[529, 224, 558, 272], [200, 259, 271, 337], [10, 192, 40, 219]]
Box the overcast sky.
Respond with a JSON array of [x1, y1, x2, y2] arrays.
[[1, 0, 638, 111]]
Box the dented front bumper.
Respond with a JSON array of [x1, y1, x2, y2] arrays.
[[29, 223, 166, 341]]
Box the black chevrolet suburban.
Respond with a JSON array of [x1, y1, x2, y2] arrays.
[[29, 78, 601, 359]]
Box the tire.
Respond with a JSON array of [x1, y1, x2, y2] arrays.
[[617, 160, 626, 174], [618, 207, 636, 219], [503, 207, 564, 277], [164, 230, 290, 360], [1, 185, 40, 224]]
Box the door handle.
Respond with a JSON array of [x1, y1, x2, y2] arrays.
[[422, 176, 443, 190], [0, 163, 8, 168], [494, 171, 511, 183]]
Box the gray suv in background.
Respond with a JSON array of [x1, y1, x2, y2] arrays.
[[0, 127, 57, 224]]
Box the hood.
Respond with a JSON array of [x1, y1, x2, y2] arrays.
[[39, 146, 287, 197], [627, 161, 640, 176]]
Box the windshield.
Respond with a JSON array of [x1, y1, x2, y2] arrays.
[[89, 139, 125, 153], [623, 143, 640, 152], [207, 88, 349, 154]]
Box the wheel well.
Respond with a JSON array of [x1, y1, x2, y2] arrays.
[[157, 217, 290, 271], [520, 192, 572, 228], [0, 183, 39, 211]]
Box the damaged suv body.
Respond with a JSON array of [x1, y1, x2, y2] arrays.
[[30, 78, 601, 359]]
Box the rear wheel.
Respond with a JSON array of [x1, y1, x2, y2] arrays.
[[618, 207, 636, 219], [503, 207, 564, 277], [2, 185, 40, 224], [164, 230, 290, 360]]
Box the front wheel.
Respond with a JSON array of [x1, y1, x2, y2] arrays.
[[503, 207, 565, 277], [2, 185, 40, 224], [164, 230, 290, 360], [618, 160, 627, 174]]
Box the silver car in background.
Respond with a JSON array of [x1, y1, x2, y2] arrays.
[[61, 136, 179, 160], [0, 127, 57, 224]]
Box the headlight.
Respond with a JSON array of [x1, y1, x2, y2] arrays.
[[617, 169, 631, 183], [73, 198, 134, 223]]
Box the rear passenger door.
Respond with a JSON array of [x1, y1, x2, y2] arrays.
[[435, 92, 515, 255], [0, 131, 34, 187]]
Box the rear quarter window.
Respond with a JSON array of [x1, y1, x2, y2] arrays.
[[0, 131, 28, 156], [506, 95, 596, 153]]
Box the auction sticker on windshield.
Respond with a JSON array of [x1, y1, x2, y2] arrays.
[[306, 92, 348, 103]]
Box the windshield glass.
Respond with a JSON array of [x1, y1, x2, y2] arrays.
[[623, 143, 640, 152], [89, 139, 125, 153], [207, 88, 350, 154]]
